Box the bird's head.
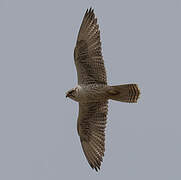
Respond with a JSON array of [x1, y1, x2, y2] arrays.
[[66, 87, 79, 101]]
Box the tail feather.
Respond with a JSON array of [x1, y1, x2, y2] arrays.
[[107, 84, 140, 103]]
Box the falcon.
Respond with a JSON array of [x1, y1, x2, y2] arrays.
[[66, 8, 140, 171]]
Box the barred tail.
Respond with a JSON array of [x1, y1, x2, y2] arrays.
[[107, 84, 140, 103]]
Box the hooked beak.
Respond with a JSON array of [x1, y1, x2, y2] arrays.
[[66, 93, 68, 98]]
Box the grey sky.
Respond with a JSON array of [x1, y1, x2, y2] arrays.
[[0, 0, 181, 179]]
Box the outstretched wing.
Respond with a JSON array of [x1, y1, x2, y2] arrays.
[[77, 101, 108, 171], [74, 8, 107, 85]]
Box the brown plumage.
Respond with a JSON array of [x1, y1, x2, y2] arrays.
[[77, 101, 108, 171], [66, 8, 140, 171], [107, 84, 140, 103], [74, 8, 107, 85]]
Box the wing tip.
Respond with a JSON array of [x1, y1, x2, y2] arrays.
[[81, 139, 103, 171], [85, 7, 95, 15]]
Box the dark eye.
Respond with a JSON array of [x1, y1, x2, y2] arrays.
[[69, 90, 74, 94], [69, 90, 75, 97]]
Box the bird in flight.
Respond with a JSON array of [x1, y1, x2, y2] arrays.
[[66, 8, 140, 171]]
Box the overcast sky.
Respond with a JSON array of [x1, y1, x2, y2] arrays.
[[0, 0, 181, 179]]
